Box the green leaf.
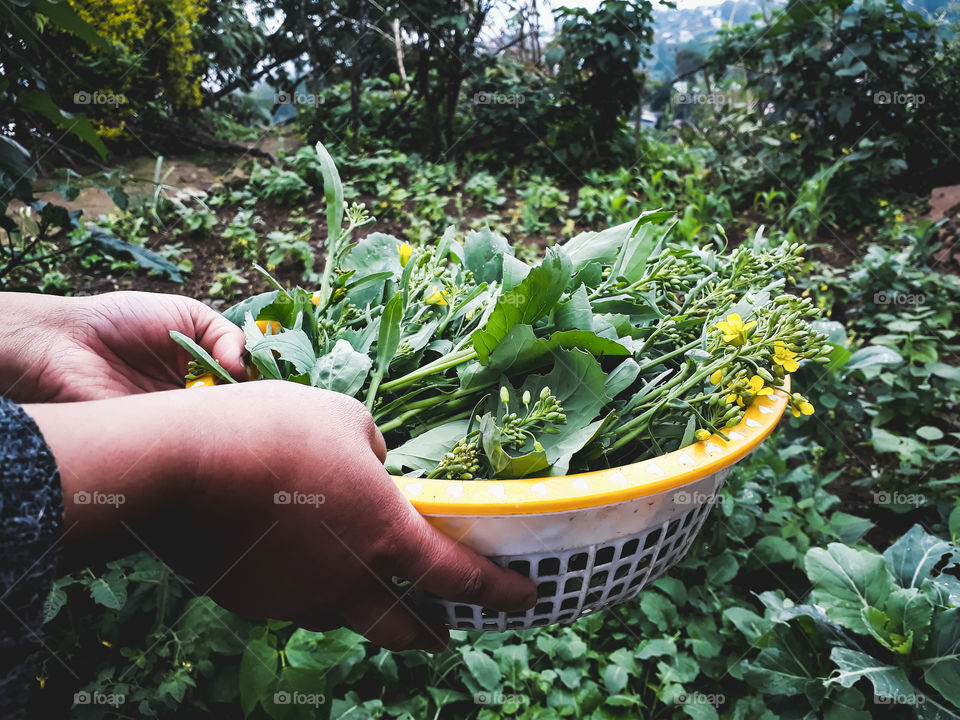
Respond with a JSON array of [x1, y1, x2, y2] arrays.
[[170, 331, 237, 383], [223, 291, 280, 327], [42, 583, 68, 623], [31, 0, 109, 48], [843, 345, 903, 374], [239, 628, 279, 717], [248, 330, 317, 375], [314, 142, 343, 246], [636, 637, 676, 660], [311, 339, 371, 397], [267, 666, 329, 720], [603, 664, 630, 695], [471, 247, 572, 364], [85, 226, 183, 281], [464, 226, 514, 284], [806, 544, 897, 635], [374, 293, 404, 376], [461, 649, 502, 692], [385, 420, 471, 474], [284, 628, 365, 673], [18, 90, 107, 160], [826, 647, 915, 699], [921, 608, 960, 708], [917, 425, 944, 441], [88, 574, 126, 610], [884, 524, 960, 591]]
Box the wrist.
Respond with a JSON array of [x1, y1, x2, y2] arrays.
[[23, 390, 199, 568]]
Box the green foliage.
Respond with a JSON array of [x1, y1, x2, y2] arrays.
[[709, 0, 960, 208]]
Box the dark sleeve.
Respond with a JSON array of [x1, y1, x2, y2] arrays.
[[0, 397, 63, 719]]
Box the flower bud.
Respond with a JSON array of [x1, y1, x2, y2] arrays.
[[500, 386, 510, 405]]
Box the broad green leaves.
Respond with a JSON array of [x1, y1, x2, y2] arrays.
[[471, 246, 573, 364]]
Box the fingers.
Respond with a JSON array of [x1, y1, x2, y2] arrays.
[[389, 513, 537, 612], [187, 299, 247, 381], [343, 589, 448, 652]]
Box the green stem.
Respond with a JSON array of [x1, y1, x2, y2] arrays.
[[379, 348, 478, 392], [365, 372, 383, 412], [636, 338, 701, 371]]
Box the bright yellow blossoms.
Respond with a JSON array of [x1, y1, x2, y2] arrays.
[[397, 242, 413, 267], [773, 341, 799, 372], [725, 375, 773, 407], [789, 392, 815, 417], [424, 285, 448, 305], [715, 313, 755, 346]]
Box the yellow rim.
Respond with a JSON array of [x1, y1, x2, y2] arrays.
[[187, 372, 789, 516], [394, 378, 790, 516]]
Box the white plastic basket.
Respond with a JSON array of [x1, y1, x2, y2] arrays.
[[396, 387, 789, 631]]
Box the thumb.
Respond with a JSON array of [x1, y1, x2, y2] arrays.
[[187, 300, 247, 381]]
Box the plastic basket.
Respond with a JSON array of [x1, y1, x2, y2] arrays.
[[394, 385, 789, 631]]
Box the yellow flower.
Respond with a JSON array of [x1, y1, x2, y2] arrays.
[[714, 313, 755, 346], [790, 132, 802, 141], [397, 242, 413, 267], [36, 676, 46, 689], [789, 392, 815, 418], [772, 341, 799, 373], [725, 375, 773, 407], [878, 199, 889, 207], [694, 429, 711, 442], [311, 291, 322, 306], [895, 212, 905, 223], [841, 147, 852, 155], [709, 369, 723, 385], [424, 285, 448, 306]]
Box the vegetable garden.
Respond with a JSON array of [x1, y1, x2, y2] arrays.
[[3, 0, 960, 718]]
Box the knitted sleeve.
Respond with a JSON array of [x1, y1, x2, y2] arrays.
[[0, 397, 63, 719]]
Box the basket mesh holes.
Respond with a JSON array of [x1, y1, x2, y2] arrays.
[[569, 552, 588, 571], [454, 605, 473, 619], [538, 558, 561, 576], [560, 597, 579, 611], [613, 564, 630, 580], [596, 546, 615, 565], [564, 577, 583, 593], [538, 581, 557, 597], [620, 538, 640, 559], [535, 601, 554, 615], [589, 571, 608, 589]]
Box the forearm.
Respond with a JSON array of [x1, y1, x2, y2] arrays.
[[0, 292, 71, 402], [24, 390, 198, 569]]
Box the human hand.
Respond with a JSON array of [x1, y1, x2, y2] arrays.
[[26, 381, 537, 651], [0, 291, 245, 402]]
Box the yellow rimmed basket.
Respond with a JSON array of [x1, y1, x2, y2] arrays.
[[396, 383, 790, 631]]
